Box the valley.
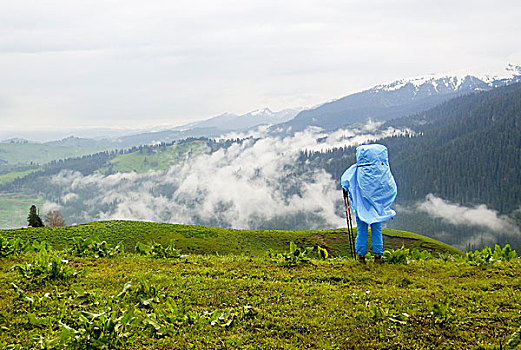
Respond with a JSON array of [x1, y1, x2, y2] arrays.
[[1, 68, 521, 253]]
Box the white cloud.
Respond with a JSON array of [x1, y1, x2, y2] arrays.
[[1, 0, 520, 135], [417, 194, 520, 234], [61, 193, 79, 203], [48, 125, 400, 228], [42, 201, 62, 213]]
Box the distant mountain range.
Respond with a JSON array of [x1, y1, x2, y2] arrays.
[[279, 64, 521, 132], [301, 80, 521, 214], [295, 81, 521, 249], [174, 107, 301, 131], [3, 64, 521, 153], [2, 138, 30, 144], [82, 63, 521, 144], [2, 79, 521, 249], [105, 107, 302, 148]]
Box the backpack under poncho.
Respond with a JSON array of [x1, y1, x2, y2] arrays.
[[340, 143, 397, 224]]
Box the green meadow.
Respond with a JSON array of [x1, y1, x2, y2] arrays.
[[1, 221, 520, 349], [0, 143, 106, 167], [103, 141, 207, 174], [0, 168, 41, 185]]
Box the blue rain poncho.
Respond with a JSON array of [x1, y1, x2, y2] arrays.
[[340, 144, 397, 225]]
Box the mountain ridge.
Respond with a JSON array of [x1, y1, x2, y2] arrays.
[[174, 107, 301, 132], [279, 64, 521, 132], [4, 64, 520, 149]]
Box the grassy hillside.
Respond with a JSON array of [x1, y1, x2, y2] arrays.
[[0, 220, 460, 256], [0, 231, 519, 348], [0, 143, 106, 167], [0, 167, 41, 185], [103, 141, 207, 173]]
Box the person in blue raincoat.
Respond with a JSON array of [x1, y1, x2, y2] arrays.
[[341, 143, 397, 264]]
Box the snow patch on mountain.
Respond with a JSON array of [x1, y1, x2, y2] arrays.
[[248, 108, 275, 118], [372, 63, 521, 95], [480, 63, 521, 84], [374, 75, 472, 93]]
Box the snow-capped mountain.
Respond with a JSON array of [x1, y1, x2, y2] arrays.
[[100, 64, 521, 146], [175, 112, 240, 131], [281, 64, 521, 132], [229, 108, 301, 130], [176, 107, 301, 132], [23, 64, 520, 148], [94, 107, 302, 148], [373, 64, 521, 94], [472, 63, 521, 86]]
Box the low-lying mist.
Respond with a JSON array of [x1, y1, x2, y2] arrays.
[[39, 122, 520, 251], [388, 194, 521, 251], [45, 124, 405, 229]]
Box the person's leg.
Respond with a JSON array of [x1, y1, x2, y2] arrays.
[[370, 222, 383, 256], [355, 217, 368, 256]]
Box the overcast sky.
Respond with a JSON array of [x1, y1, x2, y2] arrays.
[[1, 0, 521, 138]]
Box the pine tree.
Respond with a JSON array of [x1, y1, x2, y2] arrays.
[[27, 205, 44, 227]]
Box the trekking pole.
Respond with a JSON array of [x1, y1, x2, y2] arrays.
[[346, 196, 356, 259], [342, 189, 356, 259]]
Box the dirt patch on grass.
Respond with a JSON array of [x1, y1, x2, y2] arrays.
[[310, 232, 353, 256], [310, 235, 330, 247], [383, 235, 420, 249]]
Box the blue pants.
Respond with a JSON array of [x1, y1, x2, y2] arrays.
[[355, 217, 383, 256]]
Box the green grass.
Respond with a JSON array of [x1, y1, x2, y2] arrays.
[[381, 228, 460, 254], [1, 222, 519, 349], [104, 141, 207, 173], [1, 250, 520, 348], [0, 192, 43, 229], [0, 167, 41, 185], [0, 220, 461, 256], [0, 143, 105, 166]]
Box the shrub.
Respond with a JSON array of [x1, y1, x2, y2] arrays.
[[135, 240, 181, 259], [116, 280, 166, 308], [29, 240, 53, 253], [12, 249, 77, 284], [382, 246, 437, 264], [410, 248, 432, 261], [55, 307, 137, 350], [1, 236, 16, 257], [201, 305, 258, 328], [317, 246, 329, 260], [435, 251, 458, 262], [492, 244, 517, 262], [382, 246, 410, 264], [268, 241, 314, 266], [466, 244, 518, 265], [143, 302, 258, 338], [70, 237, 123, 258], [0, 236, 29, 257]]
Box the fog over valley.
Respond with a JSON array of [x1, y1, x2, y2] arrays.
[[18, 121, 517, 251]]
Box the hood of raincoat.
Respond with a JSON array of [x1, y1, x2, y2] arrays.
[[340, 143, 397, 224]]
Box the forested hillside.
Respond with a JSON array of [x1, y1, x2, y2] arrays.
[[301, 82, 521, 214], [1, 83, 520, 250], [280, 71, 521, 132], [0, 142, 107, 170], [0, 138, 208, 192]]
